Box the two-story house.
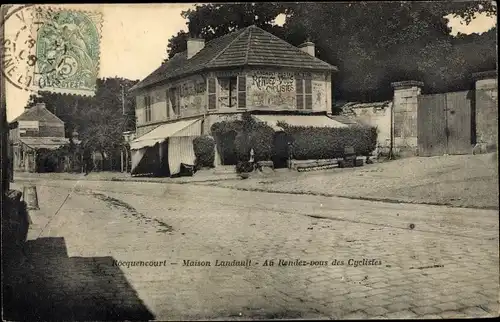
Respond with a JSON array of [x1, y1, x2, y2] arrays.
[[129, 25, 345, 175], [9, 103, 70, 172]]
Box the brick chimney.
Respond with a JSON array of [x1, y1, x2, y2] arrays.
[[298, 41, 315, 57], [187, 37, 205, 59]]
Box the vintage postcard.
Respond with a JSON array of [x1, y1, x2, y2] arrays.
[[1, 2, 498, 320]]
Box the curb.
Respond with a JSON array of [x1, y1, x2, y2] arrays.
[[109, 176, 238, 184], [14, 175, 239, 185]]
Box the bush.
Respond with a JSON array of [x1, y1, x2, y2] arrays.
[[235, 113, 275, 161], [248, 122, 275, 161], [234, 132, 251, 162], [36, 149, 61, 172], [236, 160, 253, 173], [193, 135, 215, 169], [277, 122, 377, 160], [211, 113, 275, 164]]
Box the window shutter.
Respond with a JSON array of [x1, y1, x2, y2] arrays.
[[149, 96, 152, 122], [169, 88, 178, 117], [176, 91, 181, 117], [305, 79, 312, 110], [143, 96, 148, 122], [208, 77, 217, 110], [296, 78, 304, 110], [237, 76, 246, 109], [165, 90, 170, 119]]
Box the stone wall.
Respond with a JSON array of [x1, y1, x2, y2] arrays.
[[341, 81, 422, 157], [391, 81, 422, 156], [340, 73, 497, 158], [474, 71, 498, 152], [340, 101, 392, 154]]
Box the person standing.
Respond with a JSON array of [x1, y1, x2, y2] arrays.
[[249, 148, 255, 171], [287, 142, 293, 169], [83, 148, 92, 175]]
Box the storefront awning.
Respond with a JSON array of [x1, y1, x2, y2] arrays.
[[252, 114, 349, 131], [19, 137, 70, 150], [130, 118, 202, 150]]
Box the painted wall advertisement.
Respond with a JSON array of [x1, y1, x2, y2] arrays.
[[18, 121, 40, 130], [247, 71, 296, 109], [312, 81, 326, 111], [179, 80, 206, 111]]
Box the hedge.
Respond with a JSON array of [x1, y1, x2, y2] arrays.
[[236, 160, 253, 173], [277, 122, 377, 159], [211, 114, 377, 163], [211, 113, 275, 163], [193, 135, 215, 168]]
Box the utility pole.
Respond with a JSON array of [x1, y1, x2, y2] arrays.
[[120, 84, 125, 172], [121, 84, 125, 115], [388, 99, 394, 160]]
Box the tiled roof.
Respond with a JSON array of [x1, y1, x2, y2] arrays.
[[336, 101, 392, 115], [335, 101, 392, 126], [328, 115, 360, 125], [11, 104, 64, 124], [19, 137, 70, 150], [131, 25, 338, 92]]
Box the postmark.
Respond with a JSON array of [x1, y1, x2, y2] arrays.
[[1, 5, 102, 96], [1, 5, 37, 91]]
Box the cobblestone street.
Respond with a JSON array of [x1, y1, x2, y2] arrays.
[[5, 178, 499, 320]]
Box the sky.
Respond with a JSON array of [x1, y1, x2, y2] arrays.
[[3, 4, 497, 121]]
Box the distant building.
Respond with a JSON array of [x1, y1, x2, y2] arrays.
[[129, 25, 346, 176], [9, 103, 71, 172]]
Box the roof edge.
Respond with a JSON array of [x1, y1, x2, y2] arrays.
[[205, 26, 251, 67], [255, 26, 337, 71]]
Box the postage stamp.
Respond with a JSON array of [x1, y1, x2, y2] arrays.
[[30, 6, 102, 96], [1, 5, 102, 96]]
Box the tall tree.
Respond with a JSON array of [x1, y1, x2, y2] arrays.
[[282, 1, 497, 103], [25, 77, 138, 160], [162, 2, 496, 108], [164, 3, 291, 61]]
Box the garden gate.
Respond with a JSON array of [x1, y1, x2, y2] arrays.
[[417, 90, 473, 157]]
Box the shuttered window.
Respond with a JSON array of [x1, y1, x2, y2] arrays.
[[218, 77, 237, 108], [144, 96, 152, 122], [208, 77, 217, 110], [296, 78, 304, 110], [237, 76, 246, 109], [305, 78, 312, 110]]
